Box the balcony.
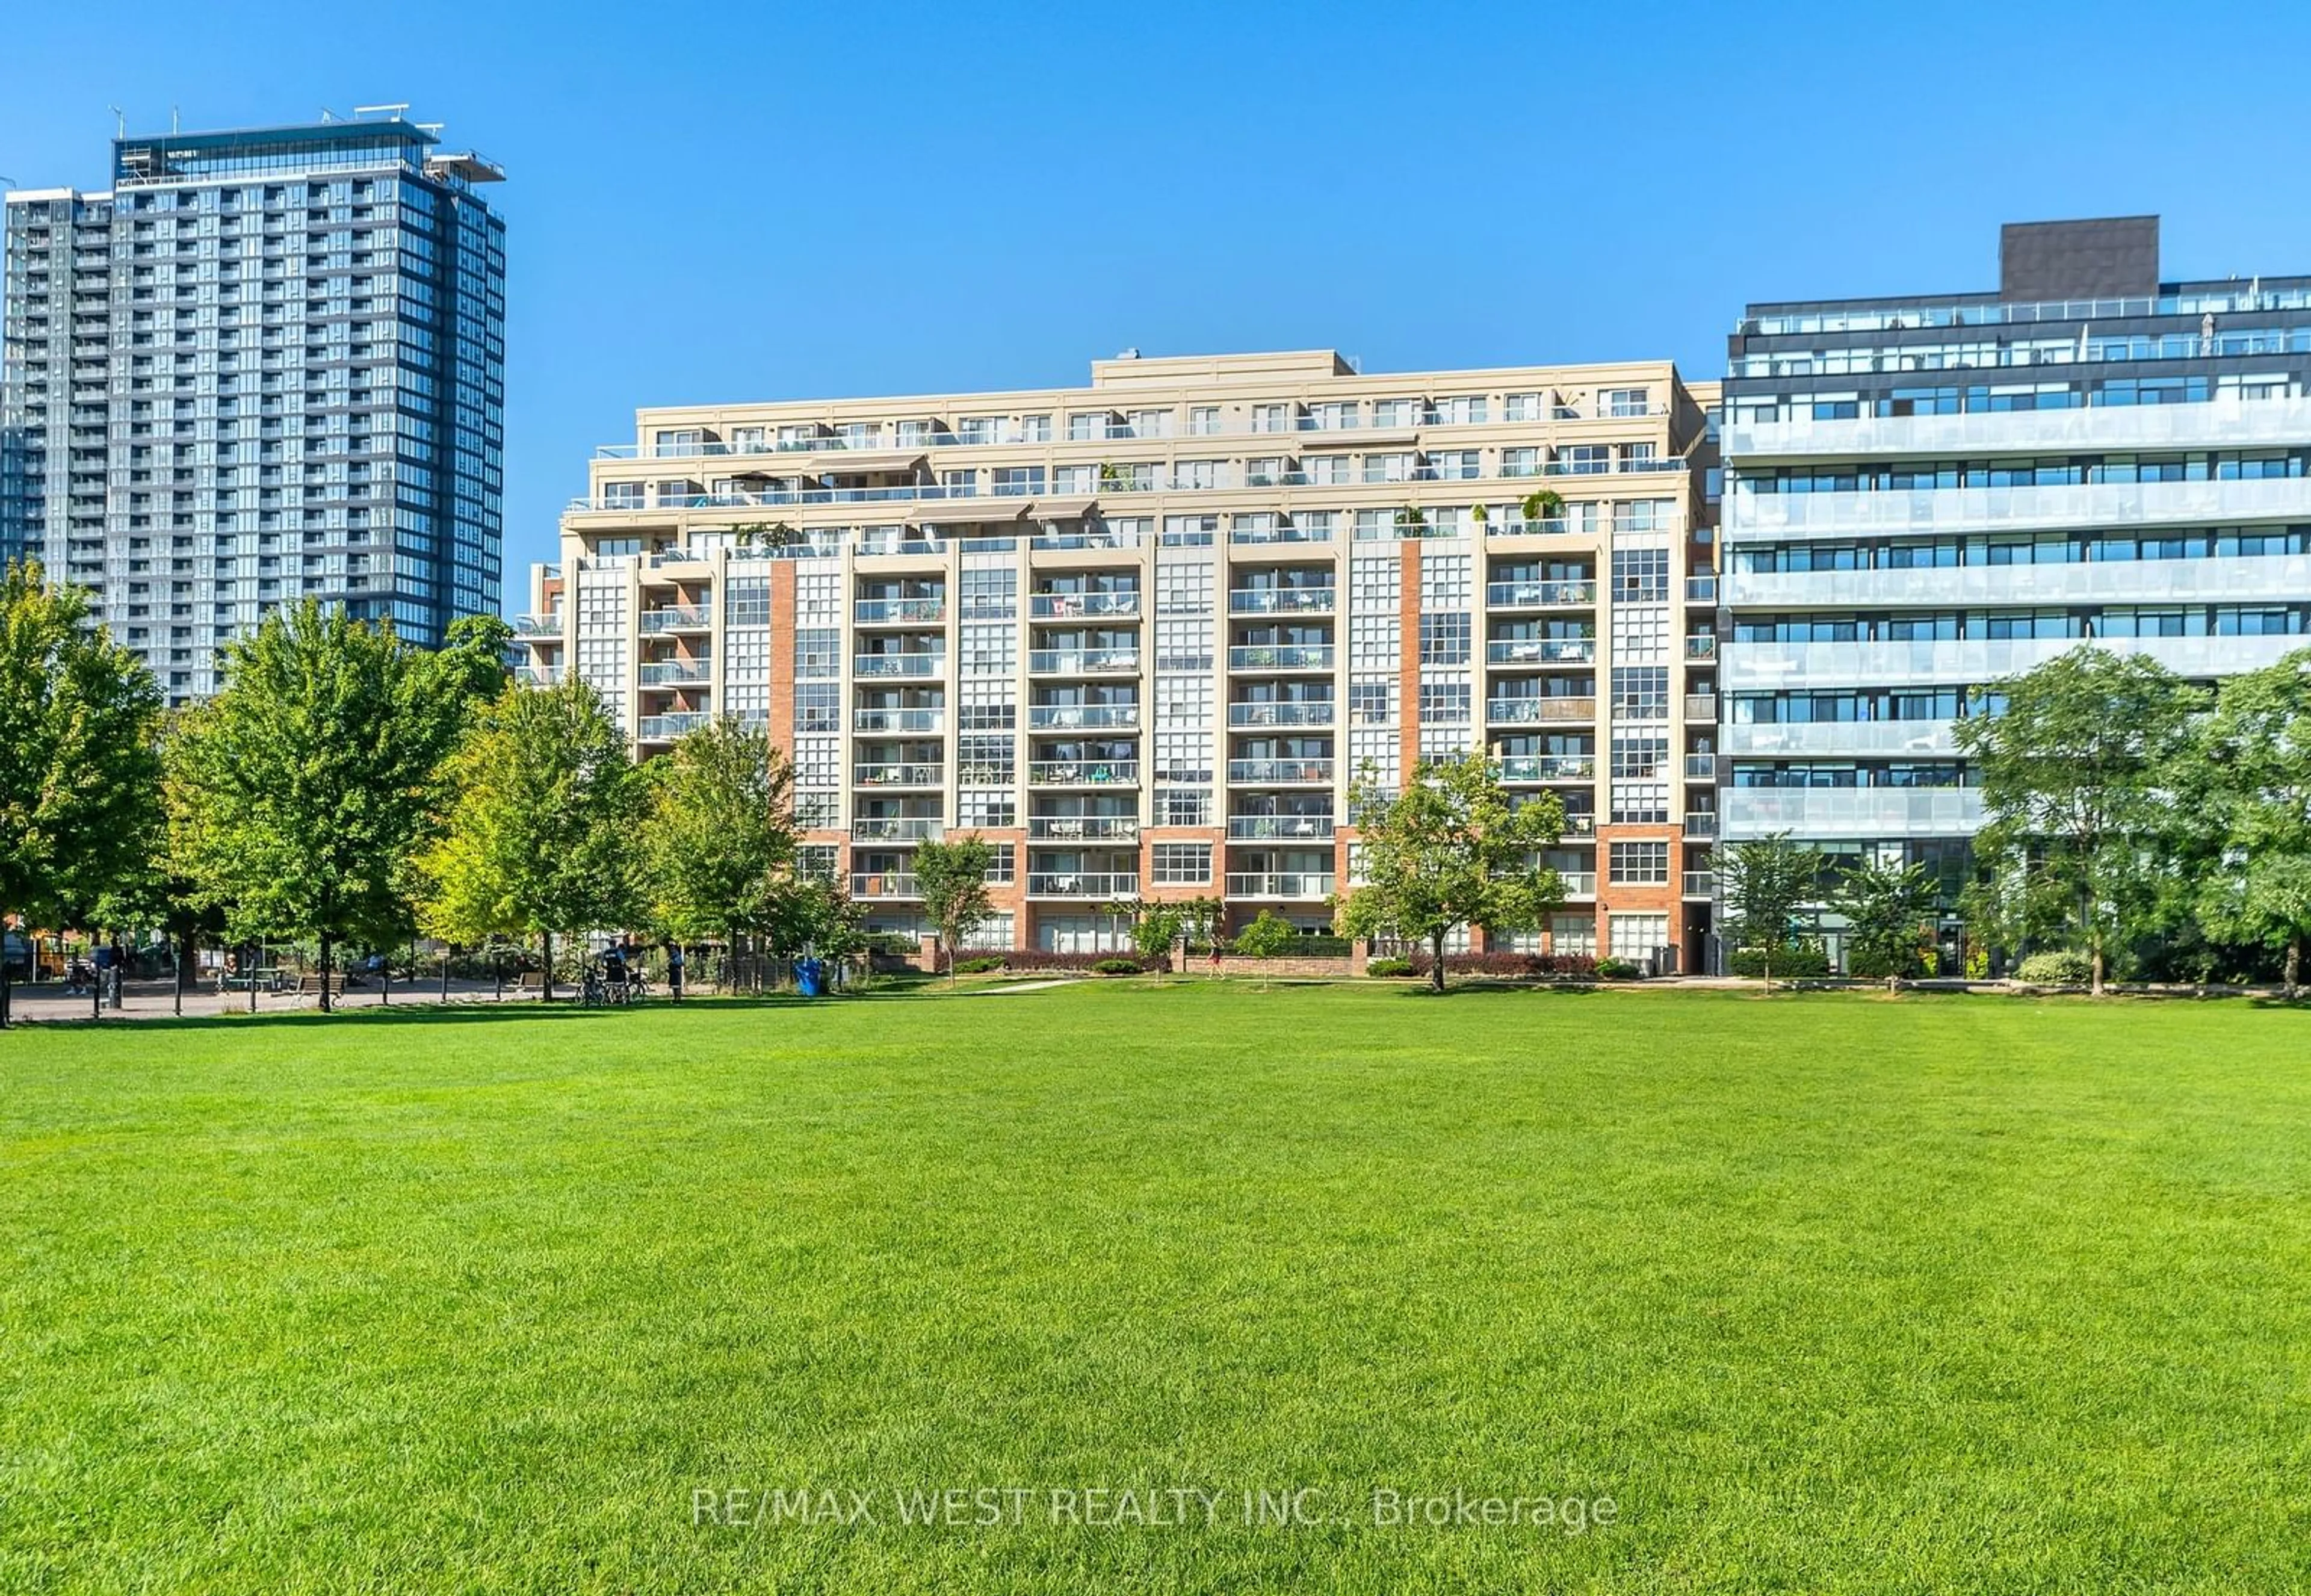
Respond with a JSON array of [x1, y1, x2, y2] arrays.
[[514, 664, 564, 687], [1029, 648, 1140, 675], [1724, 477, 2311, 544], [850, 873, 920, 900], [1557, 871, 1597, 899], [511, 612, 563, 637], [1026, 816, 1139, 840], [1722, 787, 1986, 841], [1227, 644, 1335, 672], [1228, 701, 1335, 729], [852, 817, 944, 841], [1683, 870, 1714, 898], [1723, 719, 1956, 758], [1725, 395, 2311, 463], [1029, 703, 1139, 730], [1228, 587, 1337, 616], [1685, 634, 1718, 661], [854, 597, 947, 625], [1684, 693, 1718, 722], [853, 652, 944, 678], [1227, 815, 1337, 840], [1685, 574, 1719, 605], [1496, 755, 1595, 782], [1485, 580, 1596, 608], [1722, 633, 2308, 692], [853, 762, 944, 788], [638, 660, 712, 686], [853, 707, 944, 734], [1027, 873, 1139, 899], [1030, 591, 1140, 619], [1683, 812, 1718, 840], [1228, 758, 1334, 784], [1487, 637, 1596, 666], [1029, 759, 1139, 786], [1225, 872, 1335, 899], [1725, 553, 2311, 612], [1683, 753, 1718, 780], [637, 712, 710, 741], [639, 605, 711, 634], [1486, 697, 1597, 725]]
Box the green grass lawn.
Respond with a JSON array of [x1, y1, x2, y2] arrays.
[[3, 983, 2307, 1594]]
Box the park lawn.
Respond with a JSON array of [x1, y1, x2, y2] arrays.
[[1, 983, 2307, 1594]]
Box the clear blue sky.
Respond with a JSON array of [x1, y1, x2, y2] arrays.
[[11, 0, 2311, 602]]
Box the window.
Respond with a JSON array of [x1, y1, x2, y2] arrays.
[[1418, 612, 1471, 665], [1189, 406, 1222, 436], [1609, 912, 1669, 960], [1609, 841, 1669, 885], [1350, 680, 1394, 724], [1152, 843, 1212, 885], [992, 466, 1044, 496], [1159, 788, 1211, 826], [1612, 666, 1669, 721], [1604, 388, 1650, 418], [1548, 912, 1595, 955], [1612, 547, 1669, 602]]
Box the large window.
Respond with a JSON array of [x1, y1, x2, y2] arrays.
[[1608, 841, 1669, 885], [1152, 843, 1212, 886], [1609, 912, 1669, 961]]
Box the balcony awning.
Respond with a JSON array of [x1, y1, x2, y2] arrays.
[[1027, 495, 1100, 522], [806, 450, 927, 476], [900, 500, 1030, 525]]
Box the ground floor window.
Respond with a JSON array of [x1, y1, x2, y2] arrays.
[[1609, 913, 1670, 962], [961, 913, 1015, 951], [1036, 912, 1131, 954], [1549, 913, 1597, 956]]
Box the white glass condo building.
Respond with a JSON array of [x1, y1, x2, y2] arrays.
[[1720, 217, 2311, 966], [1, 112, 506, 702]]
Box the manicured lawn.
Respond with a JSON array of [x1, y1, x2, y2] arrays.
[[2, 982, 2307, 1594]]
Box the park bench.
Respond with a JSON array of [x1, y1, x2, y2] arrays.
[[516, 971, 547, 996]]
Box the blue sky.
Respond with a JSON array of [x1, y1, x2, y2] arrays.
[[11, 0, 2311, 598]]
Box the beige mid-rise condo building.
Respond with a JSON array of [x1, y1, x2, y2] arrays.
[[518, 348, 1720, 969]]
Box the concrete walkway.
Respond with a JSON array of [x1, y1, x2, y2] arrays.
[[953, 979, 1081, 997], [1, 976, 533, 1024]]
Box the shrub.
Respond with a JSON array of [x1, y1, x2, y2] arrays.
[[1092, 957, 1146, 976], [2014, 948, 2093, 986], [1399, 951, 1600, 980], [953, 956, 1006, 975], [1367, 957, 1415, 979], [1845, 947, 1906, 980], [1595, 957, 1640, 980], [995, 950, 1169, 975], [1728, 942, 1831, 980]]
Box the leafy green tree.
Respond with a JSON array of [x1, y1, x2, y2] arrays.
[[1334, 752, 1565, 994], [912, 834, 994, 981], [168, 601, 497, 1011], [1719, 832, 1822, 991], [1833, 855, 1940, 988], [1955, 647, 2204, 995], [1128, 902, 1184, 964], [1232, 909, 1298, 959], [640, 718, 797, 962], [412, 674, 642, 1001], [2187, 649, 2311, 994], [0, 561, 165, 1025]]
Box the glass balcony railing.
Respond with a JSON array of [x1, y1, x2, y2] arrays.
[[638, 660, 712, 685], [1725, 395, 2311, 463], [1556, 871, 1597, 898], [850, 873, 921, 899], [1029, 648, 1140, 675], [1486, 697, 1598, 725], [1029, 759, 1139, 785], [1685, 634, 1718, 660], [1494, 755, 1595, 781], [637, 712, 710, 741], [1722, 720, 1953, 758], [1682, 871, 1714, 897], [1726, 552, 2311, 613], [853, 763, 944, 788], [1027, 873, 1139, 899], [1487, 637, 1597, 666], [853, 708, 944, 734], [1722, 634, 2306, 691], [514, 664, 564, 687], [1224, 872, 1335, 899], [1228, 758, 1334, 784], [511, 612, 563, 637], [1026, 816, 1139, 840], [1724, 477, 2311, 543], [1683, 753, 1718, 779], [1227, 815, 1337, 840], [851, 817, 943, 841], [1028, 704, 1139, 729], [853, 597, 946, 624], [639, 605, 710, 633], [1684, 694, 1718, 722], [1485, 580, 1595, 607], [1721, 788, 1985, 841], [1683, 811, 1718, 839], [853, 653, 944, 678], [1228, 588, 1337, 615], [1228, 701, 1335, 728], [1227, 645, 1335, 671], [1030, 590, 1140, 619]]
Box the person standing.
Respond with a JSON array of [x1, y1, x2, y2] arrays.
[[667, 942, 685, 1001]]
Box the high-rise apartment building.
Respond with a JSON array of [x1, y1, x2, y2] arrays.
[[520, 350, 1719, 965], [1, 113, 506, 702], [1720, 217, 2311, 967]]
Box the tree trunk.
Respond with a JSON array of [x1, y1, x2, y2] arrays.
[[1, 953, 11, 1030], [441, 945, 453, 1003], [318, 933, 333, 1013], [174, 930, 187, 1018], [542, 931, 555, 1003], [380, 951, 391, 1005], [250, 945, 259, 1014], [2286, 935, 2302, 1000], [493, 945, 504, 1001], [1431, 932, 1447, 994]]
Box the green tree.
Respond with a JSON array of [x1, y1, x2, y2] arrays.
[[1955, 647, 2203, 995], [1334, 752, 1565, 994], [640, 718, 797, 964], [412, 674, 642, 1001], [1719, 832, 1822, 991], [0, 561, 165, 1025], [1833, 855, 1940, 989], [912, 834, 994, 981], [2187, 649, 2311, 994], [168, 601, 497, 1011], [1233, 909, 1297, 959]]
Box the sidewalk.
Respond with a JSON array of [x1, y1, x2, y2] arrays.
[[2, 976, 539, 1023]]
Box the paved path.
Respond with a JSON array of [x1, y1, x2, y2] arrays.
[[954, 979, 1081, 996], [2, 977, 533, 1024]]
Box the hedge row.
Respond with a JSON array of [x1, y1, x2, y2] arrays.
[[1381, 952, 1607, 979]]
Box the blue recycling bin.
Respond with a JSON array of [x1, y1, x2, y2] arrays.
[[794, 956, 824, 998]]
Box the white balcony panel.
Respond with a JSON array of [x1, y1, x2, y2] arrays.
[[1728, 554, 2311, 610], [1722, 719, 1960, 758], [1724, 478, 2311, 545], [1727, 397, 2311, 463], [1724, 634, 2306, 690], [1722, 787, 1985, 841]]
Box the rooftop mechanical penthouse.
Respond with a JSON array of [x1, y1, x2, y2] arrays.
[[521, 350, 1721, 967], [1719, 216, 2311, 970]]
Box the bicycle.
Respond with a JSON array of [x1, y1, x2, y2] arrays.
[[580, 970, 609, 1007]]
